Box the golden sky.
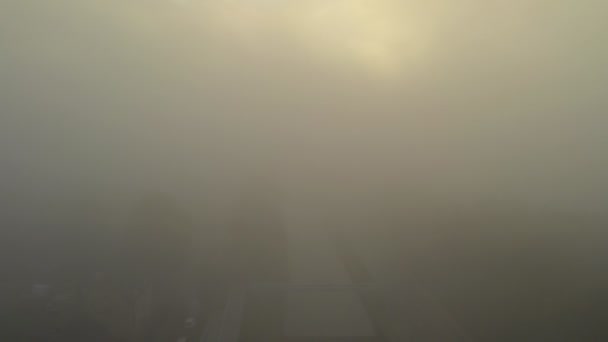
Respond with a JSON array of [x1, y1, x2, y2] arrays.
[[190, 0, 434, 77]]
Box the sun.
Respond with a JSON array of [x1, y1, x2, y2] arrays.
[[290, 0, 412, 73]]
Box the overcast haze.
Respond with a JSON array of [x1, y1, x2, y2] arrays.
[[2, 0, 607, 211], [1, 1, 607, 341]]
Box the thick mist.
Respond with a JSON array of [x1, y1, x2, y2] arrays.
[[2, 0, 607, 211], [1, 1, 607, 341]]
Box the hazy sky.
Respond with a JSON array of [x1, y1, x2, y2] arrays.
[[1, 0, 607, 217]]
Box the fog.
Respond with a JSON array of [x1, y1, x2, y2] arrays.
[[1, 1, 607, 341]]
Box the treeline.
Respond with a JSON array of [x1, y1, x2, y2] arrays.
[[0, 194, 213, 341], [350, 203, 608, 341]]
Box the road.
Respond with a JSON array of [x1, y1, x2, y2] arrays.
[[283, 204, 378, 340], [199, 199, 471, 341]]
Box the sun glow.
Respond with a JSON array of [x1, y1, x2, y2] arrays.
[[200, 0, 431, 76], [291, 0, 424, 74]]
